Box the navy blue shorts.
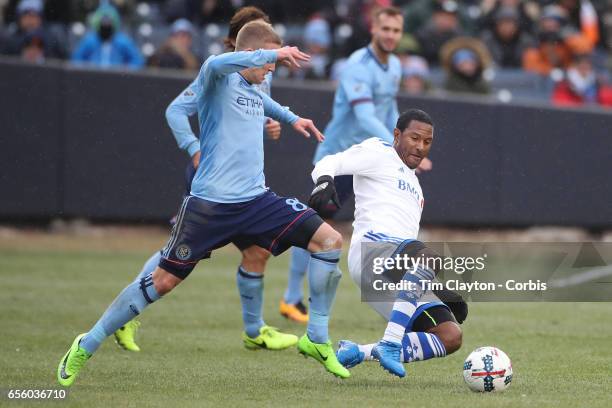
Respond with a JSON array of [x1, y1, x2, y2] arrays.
[[175, 164, 277, 252], [159, 191, 323, 279]]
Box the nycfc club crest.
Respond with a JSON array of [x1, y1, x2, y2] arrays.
[[175, 244, 192, 261]]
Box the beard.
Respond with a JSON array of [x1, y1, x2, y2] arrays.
[[374, 38, 395, 55]]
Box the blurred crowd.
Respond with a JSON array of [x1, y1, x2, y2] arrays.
[[1, 0, 611, 108]]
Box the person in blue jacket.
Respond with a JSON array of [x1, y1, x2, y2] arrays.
[[71, 2, 143, 69]]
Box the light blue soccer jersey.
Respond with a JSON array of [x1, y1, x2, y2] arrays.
[[313, 46, 401, 163], [190, 50, 298, 203], [165, 72, 273, 158]]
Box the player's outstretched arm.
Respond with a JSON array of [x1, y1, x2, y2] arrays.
[[275, 46, 310, 68], [205, 49, 278, 77], [292, 118, 324, 142], [261, 93, 322, 143], [205, 47, 310, 78], [165, 80, 200, 167], [312, 142, 380, 181], [309, 143, 379, 215]]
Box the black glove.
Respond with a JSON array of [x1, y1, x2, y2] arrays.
[[308, 175, 341, 215], [432, 288, 468, 324]]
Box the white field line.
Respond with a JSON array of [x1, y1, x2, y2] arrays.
[[548, 265, 612, 288]]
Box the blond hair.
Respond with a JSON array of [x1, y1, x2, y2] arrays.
[[235, 21, 281, 51]]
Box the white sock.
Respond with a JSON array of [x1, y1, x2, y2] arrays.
[[358, 343, 375, 360], [382, 300, 417, 344]]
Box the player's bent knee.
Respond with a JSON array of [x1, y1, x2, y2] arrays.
[[440, 323, 463, 355], [308, 223, 343, 253], [152, 267, 182, 295], [327, 229, 343, 250], [429, 321, 462, 355], [242, 246, 270, 263], [240, 246, 270, 273]]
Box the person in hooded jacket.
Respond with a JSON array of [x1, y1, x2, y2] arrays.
[[441, 37, 492, 95], [71, 2, 143, 69]]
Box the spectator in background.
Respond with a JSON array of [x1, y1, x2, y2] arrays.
[[478, 0, 537, 35], [551, 53, 612, 107], [441, 37, 492, 94], [71, 2, 143, 70], [401, 55, 430, 94], [337, 0, 393, 55], [297, 14, 331, 80], [164, 0, 235, 26], [480, 6, 534, 68], [1, 0, 66, 61], [557, 0, 599, 49], [522, 5, 593, 76], [403, 0, 475, 36], [415, 0, 463, 65], [148, 19, 199, 71]]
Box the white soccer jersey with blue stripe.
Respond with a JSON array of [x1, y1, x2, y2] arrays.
[[311, 137, 424, 247]]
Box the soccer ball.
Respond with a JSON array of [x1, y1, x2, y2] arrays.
[[463, 346, 513, 392]]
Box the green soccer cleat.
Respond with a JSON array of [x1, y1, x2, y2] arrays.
[[57, 333, 92, 387], [242, 325, 298, 350], [114, 319, 141, 352], [297, 334, 351, 379]]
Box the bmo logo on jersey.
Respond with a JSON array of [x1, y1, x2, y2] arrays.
[[236, 96, 264, 117], [398, 179, 424, 208]]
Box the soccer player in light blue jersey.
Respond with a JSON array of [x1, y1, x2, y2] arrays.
[[57, 21, 351, 387], [112, 7, 296, 353], [285, 7, 432, 315]]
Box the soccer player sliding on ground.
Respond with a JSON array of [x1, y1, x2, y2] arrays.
[[285, 7, 433, 314], [308, 109, 467, 378], [114, 6, 306, 355], [57, 21, 350, 387]]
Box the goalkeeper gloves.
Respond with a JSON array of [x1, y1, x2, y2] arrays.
[[308, 175, 341, 215]]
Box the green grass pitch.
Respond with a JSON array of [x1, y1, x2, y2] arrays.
[[1, 239, 611, 407]]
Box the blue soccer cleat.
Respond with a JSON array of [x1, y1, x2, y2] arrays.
[[336, 340, 365, 369], [372, 340, 406, 378]]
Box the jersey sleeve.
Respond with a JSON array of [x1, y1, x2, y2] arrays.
[[165, 79, 200, 157], [340, 63, 394, 141], [353, 102, 395, 143], [340, 64, 373, 105], [204, 50, 277, 78], [312, 139, 386, 181], [262, 93, 299, 124], [199, 49, 277, 92]]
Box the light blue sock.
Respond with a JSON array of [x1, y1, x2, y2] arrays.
[[402, 332, 446, 363], [80, 273, 161, 354], [307, 249, 342, 344], [135, 251, 161, 281], [236, 266, 265, 338], [284, 247, 310, 304]]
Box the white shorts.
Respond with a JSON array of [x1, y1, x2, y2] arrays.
[[348, 239, 446, 326]]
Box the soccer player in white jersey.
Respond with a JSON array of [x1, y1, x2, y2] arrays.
[[308, 109, 466, 378], [283, 7, 433, 323]]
